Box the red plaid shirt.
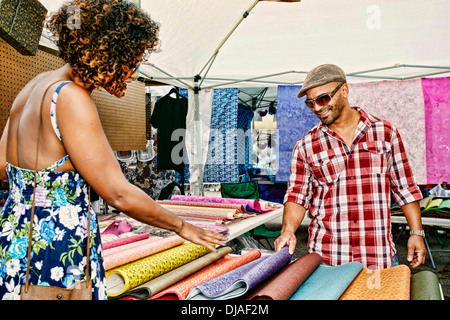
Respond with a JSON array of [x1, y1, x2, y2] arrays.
[[284, 107, 422, 269]]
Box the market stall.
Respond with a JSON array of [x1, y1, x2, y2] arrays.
[[0, 0, 449, 302]]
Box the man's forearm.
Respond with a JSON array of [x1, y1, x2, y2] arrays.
[[282, 201, 307, 233], [401, 201, 423, 231]]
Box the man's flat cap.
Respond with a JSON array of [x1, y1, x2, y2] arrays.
[[297, 64, 347, 98]]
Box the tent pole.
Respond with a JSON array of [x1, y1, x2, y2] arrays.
[[193, 79, 204, 196]]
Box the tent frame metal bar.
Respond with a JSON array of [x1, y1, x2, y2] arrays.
[[196, 0, 260, 85], [141, 63, 194, 90], [142, 64, 450, 89]]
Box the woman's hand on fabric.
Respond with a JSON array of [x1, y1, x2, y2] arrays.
[[177, 220, 227, 252]]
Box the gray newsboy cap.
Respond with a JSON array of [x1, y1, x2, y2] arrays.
[[297, 64, 347, 98]]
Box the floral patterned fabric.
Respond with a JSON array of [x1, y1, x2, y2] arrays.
[[0, 157, 107, 300]]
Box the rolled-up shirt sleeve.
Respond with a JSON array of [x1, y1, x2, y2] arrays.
[[284, 141, 313, 209], [389, 127, 422, 207]]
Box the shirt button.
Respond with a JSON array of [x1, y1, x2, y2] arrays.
[[350, 176, 355, 180]]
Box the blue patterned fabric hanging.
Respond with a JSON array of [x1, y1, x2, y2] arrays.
[[203, 88, 240, 183], [276, 85, 317, 182]]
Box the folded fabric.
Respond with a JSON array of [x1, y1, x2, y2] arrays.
[[187, 246, 293, 300], [221, 181, 260, 200], [339, 264, 411, 300], [290, 262, 364, 300], [105, 242, 211, 297], [421, 197, 450, 217], [410, 270, 443, 300], [116, 247, 233, 300], [248, 253, 322, 300], [150, 249, 262, 300], [102, 232, 151, 250], [101, 219, 134, 236], [422, 197, 450, 213], [103, 235, 185, 270], [170, 195, 273, 213]]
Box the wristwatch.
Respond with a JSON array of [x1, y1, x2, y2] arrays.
[[410, 230, 425, 238]]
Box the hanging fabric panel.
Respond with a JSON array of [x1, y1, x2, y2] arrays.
[[203, 88, 240, 183], [348, 79, 426, 184], [276, 85, 316, 182], [421, 77, 450, 184]]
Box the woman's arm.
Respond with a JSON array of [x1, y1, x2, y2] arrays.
[[57, 83, 225, 251]]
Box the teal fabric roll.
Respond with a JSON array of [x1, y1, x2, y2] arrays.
[[290, 262, 364, 300]]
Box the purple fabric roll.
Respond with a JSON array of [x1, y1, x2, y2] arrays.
[[187, 246, 292, 300]]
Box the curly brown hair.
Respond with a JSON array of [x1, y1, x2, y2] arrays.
[[47, 0, 159, 97]]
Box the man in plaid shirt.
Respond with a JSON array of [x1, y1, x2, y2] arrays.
[[274, 64, 426, 270]]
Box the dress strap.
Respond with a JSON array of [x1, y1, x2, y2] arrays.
[[42, 155, 70, 172], [50, 81, 72, 141]]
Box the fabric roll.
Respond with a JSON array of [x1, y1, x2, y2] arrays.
[[116, 247, 233, 300], [410, 270, 443, 300], [160, 205, 241, 219], [157, 200, 247, 212], [151, 249, 262, 300], [290, 262, 364, 300], [187, 221, 229, 237], [103, 235, 185, 270], [248, 253, 322, 300], [102, 232, 151, 250], [339, 264, 411, 300], [105, 242, 211, 297], [187, 247, 293, 300], [170, 195, 273, 213]]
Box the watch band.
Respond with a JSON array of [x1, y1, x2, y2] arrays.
[[410, 230, 425, 237]]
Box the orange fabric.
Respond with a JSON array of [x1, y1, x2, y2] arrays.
[[339, 264, 411, 300]]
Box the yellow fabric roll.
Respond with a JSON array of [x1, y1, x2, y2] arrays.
[[106, 242, 212, 297]]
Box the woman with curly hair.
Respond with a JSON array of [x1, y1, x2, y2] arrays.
[[0, 0, 225, 300]]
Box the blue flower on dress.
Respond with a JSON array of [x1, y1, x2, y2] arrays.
[[7, 237, 28, 260], [63, 274, 75, 288], [53, 188, 68, 206], [41, 220, 57, 244]]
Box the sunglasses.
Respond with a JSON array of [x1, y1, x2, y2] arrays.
[[304, 82, 345, 109]]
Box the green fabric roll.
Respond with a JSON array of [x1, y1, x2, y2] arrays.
[[410, 271, 442, 300]]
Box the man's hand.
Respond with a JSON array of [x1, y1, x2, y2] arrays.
[[407, 235, 426, 268], [274, 230, 297, 255]]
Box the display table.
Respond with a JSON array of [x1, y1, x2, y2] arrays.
[[227, 207, 283, 241]]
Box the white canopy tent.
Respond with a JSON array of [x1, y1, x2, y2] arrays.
[[37, 0, 450, 194]]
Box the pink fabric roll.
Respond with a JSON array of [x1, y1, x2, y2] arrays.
[[103, 235, 185, 271], [102, 233, 151, 251], [170, 195, 274, 213], [157, 200, 247, 212]]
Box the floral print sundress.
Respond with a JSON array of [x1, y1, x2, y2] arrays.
[[0, 82, 107, 300]]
